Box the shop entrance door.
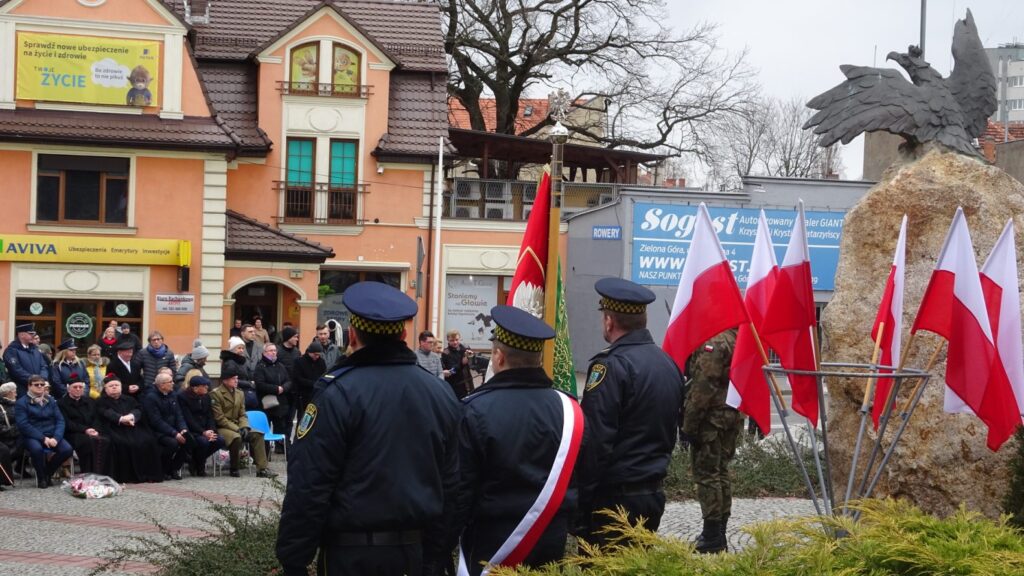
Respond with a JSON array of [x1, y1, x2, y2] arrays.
[[14, 298, 143, 349], [233, 282, 279, 339]]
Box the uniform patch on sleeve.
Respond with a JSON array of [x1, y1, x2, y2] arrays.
[[586, 364, 607, 392], [296, 404, 317, 440]]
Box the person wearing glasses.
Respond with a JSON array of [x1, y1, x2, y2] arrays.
[[135, 331, 178, 393], [15, 374, 73, 488]]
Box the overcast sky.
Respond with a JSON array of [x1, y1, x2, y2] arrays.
[[669, 1, 1023, 180]]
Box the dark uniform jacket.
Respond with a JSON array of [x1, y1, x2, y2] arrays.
[[141, 388, 187, 439], [52, 359, 88, 399], [178, 389, 217, 435], [276, 340, 462, 575], [578, 329, 684, 502], [3, 343, 51, 396], [451, 367, 580, 568]]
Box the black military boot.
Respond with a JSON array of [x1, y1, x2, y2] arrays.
[[694, 519, 726, 554], [719, 515, 730, 552]]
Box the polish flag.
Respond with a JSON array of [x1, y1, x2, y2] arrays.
[[911, 208, 1019, 451], [727, 210, 778, 436], [979, 220, 1024, 421], [662, 203, 748, 371], [760, 201, 819, 425], [869, 215, 907, 429]]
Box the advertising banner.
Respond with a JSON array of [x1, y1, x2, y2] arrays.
[[0, 235, 189, 266], [444, 275, 498, 351], [631, 203, 845, 290], [16, 32, 161, 107]]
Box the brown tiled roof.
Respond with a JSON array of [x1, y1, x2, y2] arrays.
[[374, 73, 452, 159], [448, 98, 552, 134], [984, 120, 1024, 142], [226, 210, 335, 263], [196, 62, 272, 155], [0, 108, 237, 152], [166, 0, 446, 72]]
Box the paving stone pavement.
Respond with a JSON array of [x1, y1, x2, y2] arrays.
[[658, 498, 822, 551], [0, 452, 822, 574]]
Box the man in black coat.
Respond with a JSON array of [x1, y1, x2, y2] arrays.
[[451, 306, 583, 576], [57, 375, 108, 474], [141, 373, 193, 480], [291, 341, 326, 416], [178, 374, 226, 477], [276, 281, 461, 576], [107, 339, 143, 396], [575, 278, 685, 546]]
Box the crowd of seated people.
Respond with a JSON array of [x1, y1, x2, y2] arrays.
[[0, 316, 358, 487]]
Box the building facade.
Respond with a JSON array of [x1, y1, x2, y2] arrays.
[[0, 0, 542, 371]]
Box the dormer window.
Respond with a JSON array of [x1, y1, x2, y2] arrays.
[[281, 41, 366, 98], [524, 105, 534, 117]]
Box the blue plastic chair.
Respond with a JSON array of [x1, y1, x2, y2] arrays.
[[245, 410, 286, 462]]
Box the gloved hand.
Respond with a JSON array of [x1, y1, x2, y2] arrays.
[[679, 431, 699, 449], [238, 427, 250, 441]]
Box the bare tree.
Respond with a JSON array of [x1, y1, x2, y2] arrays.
[[442, 0, 755, 158], [700, 95, 843, 189]]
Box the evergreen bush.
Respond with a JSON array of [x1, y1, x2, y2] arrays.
[[495, 500, 1024, 576], [1003, 425, 1024, 529]]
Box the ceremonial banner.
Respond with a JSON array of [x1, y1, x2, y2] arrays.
[[17, 32, 161, 107]]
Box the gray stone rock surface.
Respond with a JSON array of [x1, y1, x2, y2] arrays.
[[822, 148, 1024, 517]]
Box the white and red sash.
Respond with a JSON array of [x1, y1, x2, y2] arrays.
[[458, 390, 584, 576]]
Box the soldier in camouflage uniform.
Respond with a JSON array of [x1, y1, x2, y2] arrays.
[[681, 328, 743, 554]]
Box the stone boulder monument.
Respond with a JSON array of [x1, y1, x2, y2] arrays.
[[805, 10, 1024, 517]]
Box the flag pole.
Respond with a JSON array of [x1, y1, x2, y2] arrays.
[[750, 324, 787, 410], [859, 339, 944, 503], [766, 366, 823, 516], [430, 136, 444, 336], [856, 330, 917, 497], [543, 120, 568, 375], [809, 323, 835, 512], [843, 321, 885, 514]]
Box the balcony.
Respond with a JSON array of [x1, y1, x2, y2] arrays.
[[444, 178, 620, 221], [274, 181, 367, 225], [276, 81, 372, 99]]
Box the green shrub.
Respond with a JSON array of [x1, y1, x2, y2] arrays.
[[664, 432, 818, 500], [1003, 425, 1024, 529], [494, 500, 1024, 576], [89, 482, 292, 576]]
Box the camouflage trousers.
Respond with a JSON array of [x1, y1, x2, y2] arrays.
[[690, 424, 741, 522]]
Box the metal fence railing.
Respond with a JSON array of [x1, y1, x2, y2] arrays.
[[445, 178, 621, 221]]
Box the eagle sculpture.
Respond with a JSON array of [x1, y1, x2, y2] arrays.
[[804, 9, 997, 158]]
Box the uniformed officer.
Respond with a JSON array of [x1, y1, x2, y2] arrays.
[[276, 282, 462, 576], [451, 306, 583, 575], [681, 329, 742, 554], [575, 278, 685, 546]]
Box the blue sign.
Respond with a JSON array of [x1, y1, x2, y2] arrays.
[[631, 203, 845, 290], [592, 226, 622, 240]]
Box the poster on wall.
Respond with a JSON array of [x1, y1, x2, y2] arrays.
[[444, 275, 498, 351], [631, 203, 845, 290], [16, 32, 161, 107]]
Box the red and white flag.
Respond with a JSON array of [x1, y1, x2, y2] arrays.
[[979, 219, 1024, 421], [869, 215, 907, 429], [662, 203, 748, 371], [760, 201, 820, 425], [727, 210, 778, 436], [911, 208, 1019, 451], [507, 172, 551, 316]]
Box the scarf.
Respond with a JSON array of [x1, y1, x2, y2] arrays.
[[27, 388, 49, 406], [147, 343, 169, 358]]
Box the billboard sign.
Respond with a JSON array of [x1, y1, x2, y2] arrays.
[[631, 203, 845, 290], [17, 32, 161, 107]]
